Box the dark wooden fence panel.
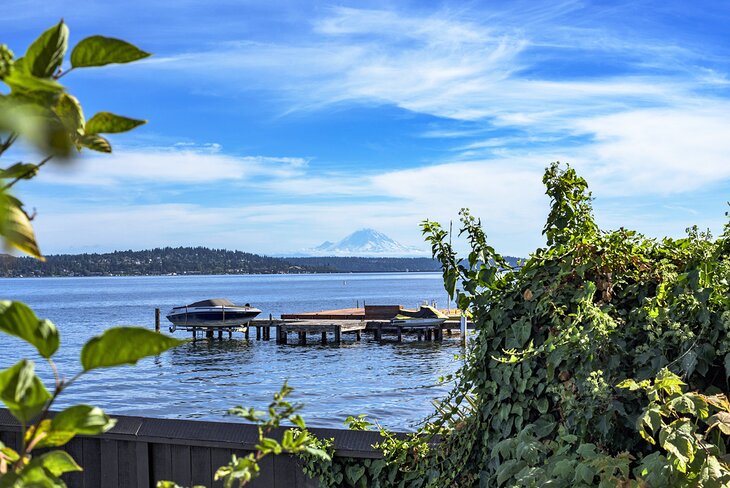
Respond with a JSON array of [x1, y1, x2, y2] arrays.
[[0, 409, 386, 488]]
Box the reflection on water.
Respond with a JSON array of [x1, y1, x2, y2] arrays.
[[0, 273, 461, 430]]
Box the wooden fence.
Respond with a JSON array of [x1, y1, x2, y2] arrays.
[[0, 409, 389, 487]]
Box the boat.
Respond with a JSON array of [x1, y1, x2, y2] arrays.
[[166, 298, 261, 332], [390, 305, 448, 327]]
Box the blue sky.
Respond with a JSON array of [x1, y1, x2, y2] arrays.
[[4, 0, 730, 257]]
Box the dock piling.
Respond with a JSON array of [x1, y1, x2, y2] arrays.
[[154, 308, 160, 333], [460, 315, 467, 347], [265, 314, 273, 340], [334, 325, 341, 344]]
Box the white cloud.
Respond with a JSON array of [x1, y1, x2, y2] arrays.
[[36, 147, 308, 186], [568, 104, 730, 195]]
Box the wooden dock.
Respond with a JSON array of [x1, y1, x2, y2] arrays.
[[274, 319, 366, 345], [155, 306, 473, 345]]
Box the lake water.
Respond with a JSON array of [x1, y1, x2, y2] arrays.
[[0, 273, 462, 431]]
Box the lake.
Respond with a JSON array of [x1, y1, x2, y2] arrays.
[[0, 273, 463, 431]]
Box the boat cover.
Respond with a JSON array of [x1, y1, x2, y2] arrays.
[[395, 305, 448, 320], [187, 298, 236, 307]]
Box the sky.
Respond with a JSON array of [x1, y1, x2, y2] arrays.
[[3, 0, 730, 257]]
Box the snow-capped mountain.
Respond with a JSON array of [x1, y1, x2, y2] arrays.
[[307, 229, 426, 256]]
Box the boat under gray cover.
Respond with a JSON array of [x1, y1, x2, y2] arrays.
[[166, 298, 261, 329]]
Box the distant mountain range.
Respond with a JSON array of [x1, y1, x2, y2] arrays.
[[306, 229, 426, 257]]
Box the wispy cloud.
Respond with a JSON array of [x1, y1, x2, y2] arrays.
[[143, 4, 730, 196], [36, 146, 308, 187]]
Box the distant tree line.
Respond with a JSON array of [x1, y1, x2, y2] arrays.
[[0, 247, 323, 277], [0, 247, 520, 277], [285, 255, 520, 272]]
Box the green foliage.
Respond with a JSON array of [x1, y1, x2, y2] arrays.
[[0, 22, 186, 488], [0, 19, 148, 258], [344, 414, 374, 431], [301, 162, 730, 487], [412, 161, 730, 486]]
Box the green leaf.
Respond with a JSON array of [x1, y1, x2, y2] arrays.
[[81, 327, 185, 371], [574, 463, 595, 485], [51, 405, 117, 435], [85, 112, 146, 134], [35, 405, 116, 448], [54, 93, 84, 134], [70, 36, 150, 68], [24, 20, 68, 78], [0, 301, 59, 358], [0, 163, 40, 180], [345, 464, 366, 485], [3, 69, 65, 95], [707, 411, 730, 435], [37, 450, 82, 476], [659, 418, 695, 473], [0, 194, 44, 260], [0, 95, 72, 157], [0, 360, 51, 422], [78, 133, 111, 153]]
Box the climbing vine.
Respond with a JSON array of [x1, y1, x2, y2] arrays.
[[301, 162, 730, 487]]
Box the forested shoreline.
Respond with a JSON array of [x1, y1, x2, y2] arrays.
[[0, 246, 493, 277]]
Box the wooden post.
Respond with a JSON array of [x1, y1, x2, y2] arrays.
[[426, 329, 432, 341], [218, 329, 223, 340], [374, 324, 381, 342], [298, 331, 306, 345], [335, 325, 341, 344], [228, 329, 232, 339], [417, 330, 422, 341], [244, 326, 249, 340], [321, 331, 327, 344], [206, 329, 213, 339], [192, 327, 197, 342], [356, 329, 361, 341], [256, 326, 261, 340], [265, 314, 273, 340], [460, 314, 467, 347], [154, 308, 160, 333], [397, 326, 402, 342]]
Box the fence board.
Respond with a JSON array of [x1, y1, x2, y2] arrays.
[[82, 438, 102, 488], [63, 438, 85, 488], [151, 442, 173, 483], [171, 444, 192, 486], [190, 445, 213, 487]]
